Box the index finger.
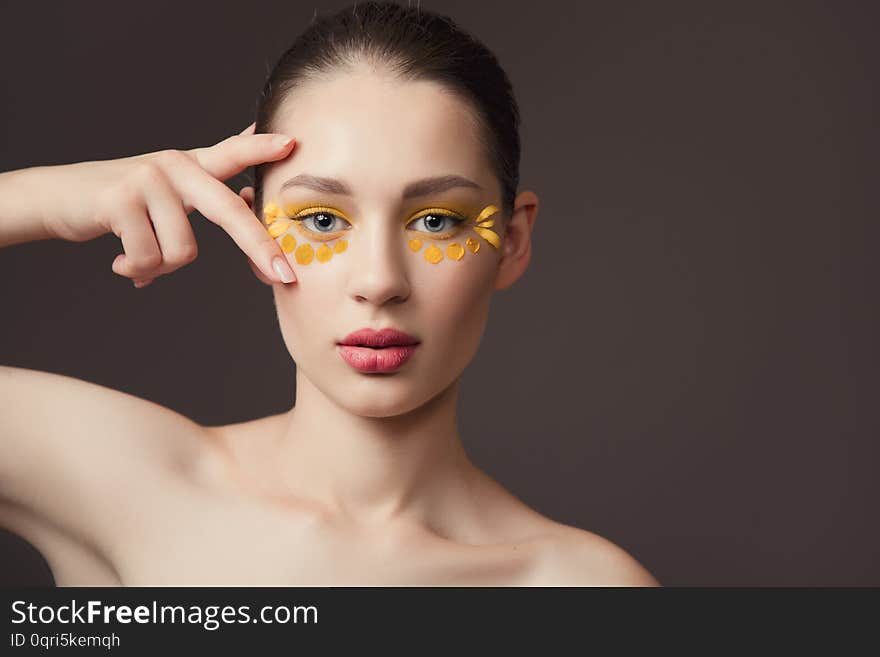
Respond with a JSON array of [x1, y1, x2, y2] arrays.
[[160, 151, 295, 284], [186, 130, 296, 183]]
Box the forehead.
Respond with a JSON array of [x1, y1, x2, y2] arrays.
[[264, 69, 495, 197]]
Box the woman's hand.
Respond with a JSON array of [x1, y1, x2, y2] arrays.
[[40, 122, 297, 287]]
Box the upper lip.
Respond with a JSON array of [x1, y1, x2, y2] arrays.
[[338, 327, 420, 347]]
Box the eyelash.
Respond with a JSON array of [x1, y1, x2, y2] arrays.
[[407, 209, 466, 239], [294, 208, 352, 240], [291, 207, 466, 240]]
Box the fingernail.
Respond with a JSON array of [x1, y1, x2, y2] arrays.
[[273, 135, 294, 149], [272, 256, 295, 283]]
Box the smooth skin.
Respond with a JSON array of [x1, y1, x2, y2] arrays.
[[0, 67, 660, 586]]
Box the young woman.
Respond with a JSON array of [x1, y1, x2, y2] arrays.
[[0, 1, 659, 586]]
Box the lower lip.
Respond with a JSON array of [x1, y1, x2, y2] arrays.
[[337, 344, 419, 373]]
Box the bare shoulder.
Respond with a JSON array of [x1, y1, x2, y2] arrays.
[[460, 468, 660, 586], [463, 469, 660, 586], [528, 523, 661, 587]]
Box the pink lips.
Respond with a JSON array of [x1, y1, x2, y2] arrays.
[[337, 328, 420, 373]]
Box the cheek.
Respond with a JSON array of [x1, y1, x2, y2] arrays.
[[272, 253, 346, 360], [408, 238, 496, 295], [269, 221, 351, 311], [408, 239, 497, 352], [405, 219, 501, 323]]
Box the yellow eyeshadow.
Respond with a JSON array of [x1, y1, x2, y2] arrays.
[[284, 203, 353, 222], [407, 206, 464, 223], [333, 239, 348, 254], [408, 238, 423, 251]]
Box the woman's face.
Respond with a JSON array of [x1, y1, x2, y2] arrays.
[[260, 69, 507, 417]]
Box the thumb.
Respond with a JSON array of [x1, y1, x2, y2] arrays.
[[239, 185, 255, 210]]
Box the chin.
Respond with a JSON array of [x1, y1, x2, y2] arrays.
[[335, 375, 441, 418]]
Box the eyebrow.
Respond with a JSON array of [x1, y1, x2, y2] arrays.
[[280, 173, 482, 199]]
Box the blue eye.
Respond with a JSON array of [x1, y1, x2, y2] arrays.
[[299, 211, 351, 233], [408, 212, 465, 234]]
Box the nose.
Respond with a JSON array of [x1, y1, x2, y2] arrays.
[[346, 220, 411, 306]]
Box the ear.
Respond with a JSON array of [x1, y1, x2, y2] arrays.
[[239, 185, 276, 286], [494, 190, 539, 290]]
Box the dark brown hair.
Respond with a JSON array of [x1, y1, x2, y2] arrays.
[[252, 0, 520, 222]]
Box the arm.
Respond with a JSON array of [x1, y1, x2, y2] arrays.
[[0, 365, 216, 563], [0, 125, 299, 568], [0, 499, 123, 585], [0, 166, 57, 247]]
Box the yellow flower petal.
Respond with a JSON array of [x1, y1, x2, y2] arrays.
[[316, 244, 333, 263], [475, 205, 500, 224], [446, 242, 465, 261], [473, 226, 501, 249], [424, 245, 443, 264], [280, 234, 297, 253], [268, 219, 293, 238], [295, 243, 314, 265]]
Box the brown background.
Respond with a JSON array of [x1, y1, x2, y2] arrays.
[[0, 0, 875, 586]]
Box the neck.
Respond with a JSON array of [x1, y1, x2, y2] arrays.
[[274, 369, 477, 530]]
